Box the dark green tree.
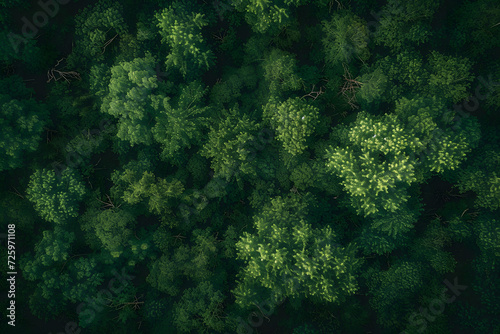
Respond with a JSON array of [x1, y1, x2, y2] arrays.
[[0, 79, 49, 171]]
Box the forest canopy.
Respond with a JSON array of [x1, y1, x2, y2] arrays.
[[0, 0, 499, 333]]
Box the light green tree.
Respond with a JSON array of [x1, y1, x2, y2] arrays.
[[26, 168, 87, 224], [156, 1, 215, 78], [233, 194, 362, 308], [263, 97, 319, 156], [326, 96, 480, 216], [100, 54, 158, 146]]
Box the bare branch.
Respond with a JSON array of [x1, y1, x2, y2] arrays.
[[47, 58, 81, 84], [301, 84, 325, 101]]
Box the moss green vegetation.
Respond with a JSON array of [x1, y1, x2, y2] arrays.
[[0, 0, 499, 333]]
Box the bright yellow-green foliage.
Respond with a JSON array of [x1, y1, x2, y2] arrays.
[[233, 195, 362, 307], [156, 1, 215, 77], [327, 111, 418, 216], [263, 97, 319, 156], [26, 168, 87, 224], [326, 96, 480, 216]]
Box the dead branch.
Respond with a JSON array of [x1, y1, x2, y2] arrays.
[[47, 58, 81, 83], [340, 63, 363, 109], [301, 84, 325, 101], [9, 187, 24, 199], [106, 294, 144, 311], [96, 194, 121, 210], [101, 33, 119, 55]]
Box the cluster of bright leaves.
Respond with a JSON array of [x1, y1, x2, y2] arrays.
[[326, 96, 480, 216], [234, 195, 362, 308]]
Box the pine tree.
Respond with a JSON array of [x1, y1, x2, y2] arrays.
[[156, 0, 215, 79], [326, 96, 481, 216], [233, 194, 362, 308], [321, 10, 370, 66], [152, 80, 210, 162], [263, 97, 319, 156]]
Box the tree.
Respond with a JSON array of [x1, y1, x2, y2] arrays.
[[146, 229, 221, 296], [156, 0, 215, 78], [365, 261, 426, 327], [90, 209, 136, 258], [373, 0, 440, 52], [201, 105, 261, 181], [263, 97, 319, 156], [100, 54, 159, 146], [454, 143, 500, 211], [448, 0, 500, 60], [110, 160, 184, 216], [321, 10, 370, 66], [474, 213, 500, 272], [232, 0, 317, 34], [152, 80, 210, 162], [26, 168, 87, 224], [68, 0, 128, 67], [325, 96, 480, 216], [233, 194, 362, 308], [20, 225, 104, 320], [356, 67, 389, 110], [0, 81, 49, 171], [0, 30, 43, 69], [173, 281, 226, 333], [261, 48, 304, 96], [426, 51, 474, 103]]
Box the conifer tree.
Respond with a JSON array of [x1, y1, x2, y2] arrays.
[[326, 96, 480, 216], [233, 194, 362, 308], [156, 0, 215, 79], [263, 97, 319, 156]]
